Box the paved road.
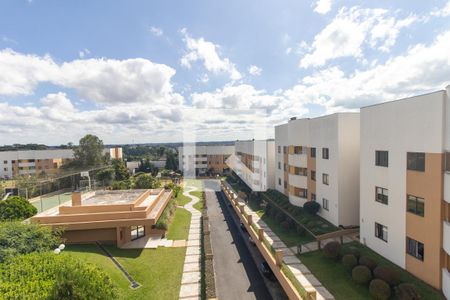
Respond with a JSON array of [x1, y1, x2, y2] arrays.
[[205, 188, 272, 300]]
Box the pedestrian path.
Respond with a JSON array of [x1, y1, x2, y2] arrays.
[[120, 234, 186, 249], [179, 186, 202, 300]]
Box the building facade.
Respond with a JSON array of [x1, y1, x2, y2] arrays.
[[227, 140, 275, 191], [275, 113, 360, 227], [178, 145, 235, 176], [109, 147, 123, 160], [360, 88, 450, 295], [0, 149, 74, 179]]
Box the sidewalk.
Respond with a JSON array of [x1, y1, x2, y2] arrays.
[[179, 186, 202, 300]]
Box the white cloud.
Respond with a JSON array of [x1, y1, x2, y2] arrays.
[[430, 0, 450, 17], [313, 0, 333, 15], [300, 7, 417, 68], [150, 26, 163, 36], [180, 28, 242, 80], [248, 65, 262, 76], [78, 48, 90, 58], [198, 74, 209, 83]]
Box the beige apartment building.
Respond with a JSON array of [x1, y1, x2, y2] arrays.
[[178, 144, 235, 176], [31, 188, 172, 247], [0, 149, 74, 179], [360, 87, 450, 297], [275, 113, 360, 227]]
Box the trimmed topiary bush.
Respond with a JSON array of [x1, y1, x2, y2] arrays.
[[342, 254, 358, 270], [359, 256, 377, 270], [373, 265, 401, 286], [352, 265, 372, 284], [344, 246, 361, 259], [323, 241, 341, 260], [369, 279, 391, 300], [395, 283, 421, 300], [303, 201, 320, 215]]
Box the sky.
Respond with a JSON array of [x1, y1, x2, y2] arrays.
[[1, 0, 450, 145]]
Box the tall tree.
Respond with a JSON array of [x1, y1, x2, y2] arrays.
[[112, 159, 129, 181], [72, 134, 105, 168], [165, 152, 178, 171]]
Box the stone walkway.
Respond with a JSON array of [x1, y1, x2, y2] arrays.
[[121, 234, 187, 249], [179, 186, 202, 300]]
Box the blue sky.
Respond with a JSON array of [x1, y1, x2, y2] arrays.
[[0, 0, 450, 144]]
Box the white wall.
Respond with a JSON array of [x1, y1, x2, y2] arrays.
[[360, 91, 445, 268], [275, 124, 289, 194]]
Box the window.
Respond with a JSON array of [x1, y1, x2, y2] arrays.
[[278, 178, 281, 185], [322, 173, 329, 185], [322, 148, 329, 159], [292, 167, 307, 176], [131, 225, 145, 240], [310, 147, 316, 158], [407, 152, 425, 172], [298, 189, 308, 198], [3, 160, 6, 164], [375, 187, 388, 205], [278, 162, 281, 170], [375, 151, 389, 167], [283, 163, 287, 171], [3, 168, 7, 171], [284, 181, 287, 189], [278, 146, 281, 153], [322, 198, 329, 211], [375, 223, 388, 242], [311, 193, 316, 201], [283, 146, 287, 154], [406, 237, 424, 261], [311, 170, 316, 181], [407, 195, 424, 217]]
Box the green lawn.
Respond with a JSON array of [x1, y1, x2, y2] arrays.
[[166, 207, 191, 240], [190, 190, 204, 212], [299, 242, 444, 300], [65, 244, 186, 300], [184, 178, 203, 190], [175, 191, 191, 206]]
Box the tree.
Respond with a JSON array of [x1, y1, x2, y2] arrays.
[[0, 222, 61, 262], [134, 174, 161, 189], [0, 196, 37, 221], [0, 252, 116, 300], [70, 134, 105, 168], [95, 168, 114, 185], [137, 158, 158, 176], [165, 152, 178, 171], [112, 159, 129, 181]]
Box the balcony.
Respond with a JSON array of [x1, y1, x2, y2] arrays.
[[445, 173, 450, 204], [443, 268, 450, 300], [288, 154, 307, 168], [444, 220, 450, 256], [288, 173, 307, 188]]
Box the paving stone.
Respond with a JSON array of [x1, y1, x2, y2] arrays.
[[179, 282, 200, 298], [315, 286, 335, 300], [271, 241, 286, 249], [187, 239, 201, 247], [186, 246, 201, 256], [287, 263, 311, 275], [283, 255, 300, 265], [181, 271, 201, 284], [185, 254, 200, 263], [183, 262, 200, 272]]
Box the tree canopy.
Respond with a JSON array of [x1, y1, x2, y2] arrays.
[[112, 159, 130, 181], [0, 196, 37, 221], [165, 152, 178, 171], [134, 174, 161, 189], [65, 134, 106, 169]]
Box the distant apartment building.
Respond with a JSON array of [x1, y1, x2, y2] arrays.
[[0, 149, 74, 179], [227, 140, 275, 191], [275, 113, 360, 227], [360, 87, 450, 295], [109, 147, 123, 160], [178, 145, 235, 176]]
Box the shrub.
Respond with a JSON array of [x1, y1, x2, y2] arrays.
[[0, 196, 37, 221], [359, 256, 377, 270], [154, 198, 176, 230], [0, 252, 116, 299], [323, 241, 341, 260], [373, 266, 400, 286], [352, 265, 372, 284], [295, 224, 306, 235], [395, 283, 421, 300], [134, 173, 161, 189], [369, 279, 391, 300], [342, 254, 358, 270], [275, 211, 286, 223], [0, 222, 61, 262], [281, 221, 290, 230], [344, 246, 361, 259], [303, 201, 320, 215]]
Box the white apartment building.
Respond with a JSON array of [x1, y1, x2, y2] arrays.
[[360, 87, 450, 295], [227, 140, 275, 192], [0, 149, 74, 179], [275, 113, 360, 227], [178, 145, 235, 177]]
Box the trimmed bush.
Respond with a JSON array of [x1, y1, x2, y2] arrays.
[[369, 279, 391, 300], [323, 241, 341, 260], [342, 254, 358, 270], [395, 283, 421, 300], [0, 196, 37, 221], [344, 246, 361, 259], [352, 265, 372, 284], [303, 201, 320, 215], [373, 265, 400, 286], [295, 224, 306, 235], [359, 256, 377, 270]]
